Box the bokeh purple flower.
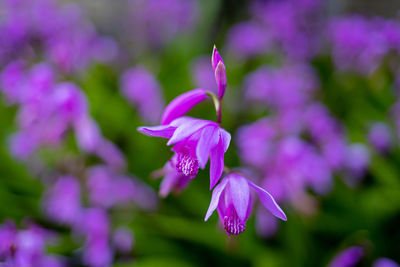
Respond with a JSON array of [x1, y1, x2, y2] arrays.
[[120, 66, 165, 124]]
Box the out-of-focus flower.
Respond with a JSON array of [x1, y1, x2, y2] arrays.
[[368, 122, 392, 153], [328, 16, 388, 75], [138, 117, 231, 188], [191, 56, 217, 94], [250, 0, 322, 60], [328, 246, 364, 267], [244, 64, 318, 111], [205, 173, 286, 236], [226, 22, 271, 59], [126, 0, 198, 48], [373, 258, 400, 267], [44, 175, 82, 226], [0, 60, 26, 104], [255, 206, 280, 238], [0, 221, 64, 267], [345, 143, 370, 181], [0, 0, 117, 73], [79, 208, 112, 267], [86, 166, 158, 211], [120, 66, 164, 124], [112, 227, 134, 253], [155, 154, 191, 197]]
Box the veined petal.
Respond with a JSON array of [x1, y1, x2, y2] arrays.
[[167, 118, 211, 146], [209, 140, 225, 189], [219, 128, 231, 152], [137, 125, 176, 138], [196, 126, 220, 168], [205, 178, 229, 221], [215, 61, 227, 99], [211, 46, 224, 72], [161, 89, 207, 125], [228, 174, 250, 222], [249, 181, 287, 221]]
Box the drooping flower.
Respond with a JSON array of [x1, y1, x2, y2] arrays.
[[373, 258, 400, 267], [138, 116, 231, 189], [112, 227, 134, 253], [204, 173, 286, 236], [328, 246, 364, 267], [43, 175, 82, 226], [120, 66, 164, 124], [368, 122, 392, 153]]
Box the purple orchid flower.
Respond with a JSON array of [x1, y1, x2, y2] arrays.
[[139, 116, 231, 189], [368, 122, 392, 153], [211, 46, 227, 99], [373, 258, 400, 267], [204, 173, 286, 236], [328, 246, 364, 267]]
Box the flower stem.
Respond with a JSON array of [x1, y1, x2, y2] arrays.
[[206, 92, 222, 125]]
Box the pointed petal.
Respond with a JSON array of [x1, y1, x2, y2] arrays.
[[209, 141, 225, 189], [137, 125, 176, 138], [249, 181, 287, 221], [167, 118, 210, 146], [215, 61, 227, 99], [161, 89, 207, 125], [211, 46, 224, 72], [196, 126, 219, 168], [205, 178, 228, 221], [228, 174, 250, 222], [159, 173, 176, 198], [219, 128, 231, 152]]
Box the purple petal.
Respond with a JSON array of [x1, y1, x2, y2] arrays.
[[167, 118, 211, 145], [204, 178, 229, 221], [228, 174, 250, 222], [211, 46, 224, 72], [249, 181, 287, 221], [219, 128, 231, 152], [159, 173, 177, 198], [215, 61, 227, 99], [137, 125, 176, 138], [209, 140, 225, 189], [161, 88, 207, 125], [196, 126, 219, 168]]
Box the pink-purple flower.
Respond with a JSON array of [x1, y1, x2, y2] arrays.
[[139, 116, 230, 188], [205, 173, 286, 236]]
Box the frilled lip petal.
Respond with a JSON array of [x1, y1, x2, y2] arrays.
[[204, 178, 229, 221], [249, 181, 287, 221], [137, 125, 176, 138], [161, 88, 207, 125], [228, 174, 250, 222]]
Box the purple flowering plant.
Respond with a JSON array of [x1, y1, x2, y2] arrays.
[[138, 46, 287, 236]]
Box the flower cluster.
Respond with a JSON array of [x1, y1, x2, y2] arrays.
[[0, 220, 63, 266], [138, 46, 287, 236], [0, 0, 117, 73], [0, 2, 157, 266]]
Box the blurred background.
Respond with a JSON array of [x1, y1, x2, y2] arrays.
[[1, 0, 400, 266]]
